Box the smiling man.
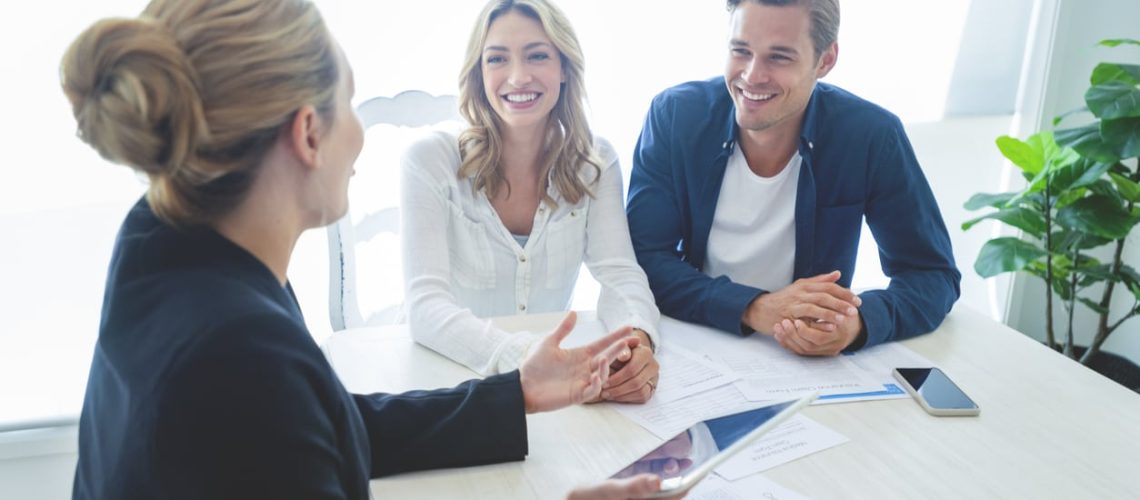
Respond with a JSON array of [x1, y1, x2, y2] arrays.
[[626, 0, 960, 355]]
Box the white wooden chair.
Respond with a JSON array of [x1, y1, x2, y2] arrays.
[[327, 90, 461, 331]]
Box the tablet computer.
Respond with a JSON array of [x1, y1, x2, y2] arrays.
[[609, 392, 817, 498]]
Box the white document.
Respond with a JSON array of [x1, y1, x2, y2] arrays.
[[650, 345, 738, 404], [660, 316, 930, 403], [610, 384, 772, 440], [688, 473, 810, 500], [714, 415, 849, 481]]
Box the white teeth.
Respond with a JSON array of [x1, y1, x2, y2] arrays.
[[741, 89, 774, 101], [505, 93, 538, 103]]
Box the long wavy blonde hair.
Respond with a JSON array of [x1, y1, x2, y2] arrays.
[[457, 0, 600, 206]]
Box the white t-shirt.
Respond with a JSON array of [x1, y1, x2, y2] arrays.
[[401, 130, 660, 375], [703, 146, 800, 292]]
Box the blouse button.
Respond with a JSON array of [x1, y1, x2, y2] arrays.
[[518, 304, 527, 312], [519, 254, 527, 263]]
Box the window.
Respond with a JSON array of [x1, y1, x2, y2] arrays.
[[3, 0, 1015, 428]]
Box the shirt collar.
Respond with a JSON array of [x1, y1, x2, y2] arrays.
[[799, 82, 823, 153], [723, 82, 823, 155]]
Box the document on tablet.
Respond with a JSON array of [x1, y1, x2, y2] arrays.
[[611, 384, 769, 440], [713, 414, 849, 481]]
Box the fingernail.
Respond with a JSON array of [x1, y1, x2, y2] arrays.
[[854, 297, 863, 306], [848, 307, 858, 315], [836, 314, 845, 322]]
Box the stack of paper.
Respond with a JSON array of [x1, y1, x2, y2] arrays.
[[567, 314, 940, 498]]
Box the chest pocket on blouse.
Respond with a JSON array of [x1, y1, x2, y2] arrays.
[[544, 208, 588, 289], [447, 203, 495, 290]]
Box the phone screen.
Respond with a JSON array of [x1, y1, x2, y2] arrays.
[[895, 367, 977, 410], [609, 399, 796, 483]]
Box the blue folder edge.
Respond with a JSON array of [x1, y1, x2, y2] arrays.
[[818, 383, 906, 401]]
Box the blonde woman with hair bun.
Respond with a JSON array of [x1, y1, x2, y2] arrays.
[[62, 0, 666, 498], [402, 0, 663, 405]]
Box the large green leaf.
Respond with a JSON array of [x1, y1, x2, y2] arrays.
[[1052, 276, 1074, 301], [963, 192, 1019, 211], [1100, 117, 1140, 158], [1120, 264, 1140, 285], [1049, 229, 1111, 253], [961, 207, 1047, 236], [973, 237, 1048, 278], [1078, 297, 1110, 314], [1099, 39, 1140, 48], [1091, 63, 1140, 86], [1079, 263, 1114, 283], [1053, 106, 1090, 127], [1086, 81, 1140, 120], [1051, 157, 1112, 193], [1090, 179, 1128, 207], [1056, 123, 1122, 163], [1109, 172, 1140, 202], [1054, 187, 1087, 209], [995, 135, 1044, 175], [1055, 195, 1136, 239], [1118, 265, 1140, 300]]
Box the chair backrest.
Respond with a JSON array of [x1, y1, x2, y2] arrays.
[[328, 90, 461, 331]]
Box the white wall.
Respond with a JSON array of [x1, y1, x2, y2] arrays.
[[0, 428, 78, 500], [1008, 0, 1140, 364]]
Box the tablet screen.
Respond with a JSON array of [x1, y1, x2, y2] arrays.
[[610, 399, 798, 482]]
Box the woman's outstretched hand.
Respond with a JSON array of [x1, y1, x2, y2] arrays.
[[519, 312, 640, 413]]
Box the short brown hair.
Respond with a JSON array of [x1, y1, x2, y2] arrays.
[[60, 0, 338, 226], [726, 0, 840, 59]]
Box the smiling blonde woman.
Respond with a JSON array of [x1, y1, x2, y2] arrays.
[[401, 0, 662, 404]]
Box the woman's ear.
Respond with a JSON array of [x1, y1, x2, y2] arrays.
[[287, 104, 322, 170]]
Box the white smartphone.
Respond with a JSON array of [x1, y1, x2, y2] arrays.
[[892, 367, 980, 416], [609, 392, 817, 498]]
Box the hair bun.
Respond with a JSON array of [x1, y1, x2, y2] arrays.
[[61, 17, 208, 178]]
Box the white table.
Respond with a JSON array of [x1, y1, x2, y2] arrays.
[[323, 307, 1140, 499]]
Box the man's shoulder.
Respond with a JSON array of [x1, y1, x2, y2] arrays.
[[652, 77, 732, 113], [812, 82, 902, 129]]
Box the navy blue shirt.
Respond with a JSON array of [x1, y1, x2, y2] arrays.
[[73, 199, 528, 499], [627, 78, 960, 349]]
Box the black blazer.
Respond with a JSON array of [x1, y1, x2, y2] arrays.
[[73, 199, 528, 499]]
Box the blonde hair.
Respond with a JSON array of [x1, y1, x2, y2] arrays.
[[457, 0, 601, 206], [60, 0, 338, 226]]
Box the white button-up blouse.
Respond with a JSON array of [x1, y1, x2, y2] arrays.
[[400, 130, 660, 376]]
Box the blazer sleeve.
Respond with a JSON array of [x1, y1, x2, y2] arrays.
[[157, 314, 527, 499], [156, 315, 363, 499], [858, 117, 961, 348], [354, 371, 528, 477], [627, 93, 763, 335]]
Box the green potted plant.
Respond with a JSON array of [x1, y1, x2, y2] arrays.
[[963, 38, 1140, 389]]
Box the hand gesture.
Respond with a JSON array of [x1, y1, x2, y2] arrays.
[[602, 329, 660, 404], [519, 312, 640, 413]]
